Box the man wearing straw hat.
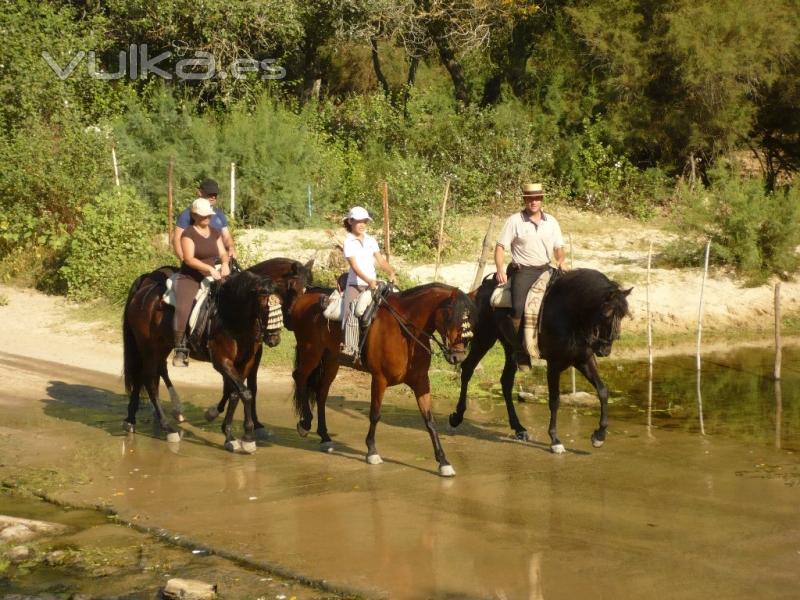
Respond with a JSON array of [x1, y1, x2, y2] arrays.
[[495, 182, 566, 369]]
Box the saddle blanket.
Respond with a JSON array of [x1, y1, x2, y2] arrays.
[[490, 270, 551, 359], [322, 288, 373, 322]]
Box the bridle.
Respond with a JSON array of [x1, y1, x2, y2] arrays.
[[375, 290, 473, 362], [257, 292, 283, 339]]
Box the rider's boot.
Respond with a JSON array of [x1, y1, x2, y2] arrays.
[[499, 316, 530, 371], [172, 331, 189, 368]]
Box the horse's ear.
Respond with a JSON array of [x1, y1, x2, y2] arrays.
[[622, 287, 633, 297], [304, 259, 315, 272]]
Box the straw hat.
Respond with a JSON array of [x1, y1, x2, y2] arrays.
[[521, 183, 544, 197], [191, 197, 216, 217]]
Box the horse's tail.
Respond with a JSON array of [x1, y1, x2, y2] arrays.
[[292, 345, 322, 416], [122, 274, 146, 395]]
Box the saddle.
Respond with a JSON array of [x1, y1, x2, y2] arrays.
[[489, 266, 562, 359], [337, 281, 392, 370]]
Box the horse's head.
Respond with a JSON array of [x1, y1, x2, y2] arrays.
[[590, 286, 632, 357], [434, 289, 477, 365], [254, 275, 284, 347]]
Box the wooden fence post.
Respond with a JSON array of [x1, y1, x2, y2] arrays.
[[382, 181, 390, 261], [433, 179, 450, 282], [167, 158, 174, 244], [774, 282, 782, 380], [471, 216, 496, 291], [696, 240, 711, 371]]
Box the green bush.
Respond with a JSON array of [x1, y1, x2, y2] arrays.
[[664, 164, 800, 282], [59, 187, 169, 302]]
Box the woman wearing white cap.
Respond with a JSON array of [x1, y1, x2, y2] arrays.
[[340, 206, 396, 357], [172, 197, 231, 366]]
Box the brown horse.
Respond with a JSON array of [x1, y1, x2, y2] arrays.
[[292, 283, 476, 477], [201, 257, 314, 434], [123, 268, 283, 452]]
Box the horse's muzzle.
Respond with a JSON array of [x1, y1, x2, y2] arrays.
[[444, 348, 468, 365], [594, 343, 612, 357], [265, 332, 281, 348]]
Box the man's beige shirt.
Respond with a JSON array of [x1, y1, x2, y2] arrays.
[[497, 210, 565, 266]]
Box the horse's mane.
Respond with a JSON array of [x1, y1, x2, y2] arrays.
[[216, 271, 275, 333], [395, 282, 476, 328]]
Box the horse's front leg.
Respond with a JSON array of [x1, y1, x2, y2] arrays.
[[499, 341, 528, 441], [212, 348, 257, 454], [546, 362, 566, 454], [205, 378, 232, 422], [575, 356, 610, 448], [365, 376, 387, 465], [449, 328, 497, 429], [247, 345, 270, 440], [412, 376, 455, 477]]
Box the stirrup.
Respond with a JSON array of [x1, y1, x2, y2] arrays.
[[172, 348, 189, 368]]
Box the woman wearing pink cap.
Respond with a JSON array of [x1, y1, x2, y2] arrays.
[[340, 206, 396, 358]]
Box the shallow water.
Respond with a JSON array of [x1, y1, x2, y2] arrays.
[[596, 345, 799, 451]]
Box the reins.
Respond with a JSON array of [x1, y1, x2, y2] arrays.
[[374, 291, 456, 358]]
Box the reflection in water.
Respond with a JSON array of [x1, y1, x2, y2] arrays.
[[647, 362, 654, 439], [591, 345, 799, 451], [696, 369, 706, 436]]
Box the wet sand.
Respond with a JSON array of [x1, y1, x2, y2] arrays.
[[1, 352, 798, 599]]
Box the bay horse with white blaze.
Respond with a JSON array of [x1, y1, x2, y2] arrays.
[[123, 268, 283, 452], [449, 268, 631, 453], [292, 282, 476, 477]]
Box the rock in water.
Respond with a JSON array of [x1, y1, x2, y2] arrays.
[[162, 578, 217, 600]]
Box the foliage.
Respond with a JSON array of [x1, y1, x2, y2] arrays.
[[59, 187, 169, 302], [663, 164, 800, 282]]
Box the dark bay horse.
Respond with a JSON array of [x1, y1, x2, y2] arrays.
[[123, 268, 283, 452], [292, 283, 476, 476], [201, 257, 313, 433], [449, 268, 631, 453]]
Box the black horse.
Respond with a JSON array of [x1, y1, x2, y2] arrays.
[[449, 268, 631, 453], [123, 268, 283, 452]]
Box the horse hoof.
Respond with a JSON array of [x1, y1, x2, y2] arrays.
[[448, 413, 462, 428], [241, 440, 257, 454], [320, 441, 334, 453], [166, 432, 181, 443], [122, 421, 135, 434], [205, 406, 219, 421], [366, 454, 383, 465], [515, 430, 530, 442], [551, 443, 566, 454], [591, 436, 605, 448], [296, 422, 310, 438], [172, 411, 186, 424], [224, 439, 242, 452], [439, 464, 456, 477], [255, 427, 272, 440]]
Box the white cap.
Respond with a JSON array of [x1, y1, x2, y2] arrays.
[[343, 206, 372, 224], [191, 197, 216, 217]]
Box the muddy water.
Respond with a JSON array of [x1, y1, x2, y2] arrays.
[[0, 346, 798, 599]]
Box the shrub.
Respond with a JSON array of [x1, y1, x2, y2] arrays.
[[59, 187, 169, 302], [664, 164, 800, 282]]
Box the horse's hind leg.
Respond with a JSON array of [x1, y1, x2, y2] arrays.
[[124, 381, 141, 433], [413, 376, 455, 477], [449, 328, 496, 429], [159, 362, 184, 423], [145, 362, 181, 442], [546, 363, 565, 454], [315, 356, 340, 452], [575, 357, 609, 448], [499, 341, 528, 441]]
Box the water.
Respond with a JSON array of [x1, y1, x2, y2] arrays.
[[599, 345, 799, 451]]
